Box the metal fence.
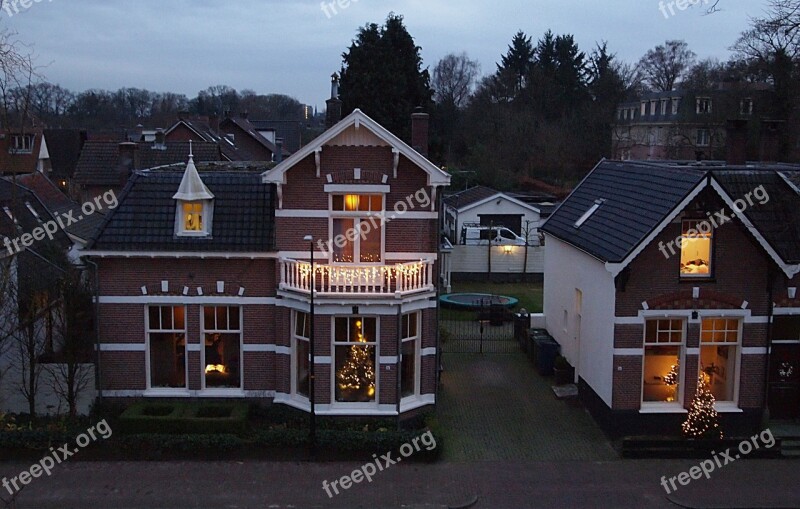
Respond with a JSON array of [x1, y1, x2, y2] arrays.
[[440, 304, 520, 354]]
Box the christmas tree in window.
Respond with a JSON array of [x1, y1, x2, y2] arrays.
[[337, 320, 376, 400], [682, 369, 722, 439]]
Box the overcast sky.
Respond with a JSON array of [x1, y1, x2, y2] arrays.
[[1, 0, 765, 108]]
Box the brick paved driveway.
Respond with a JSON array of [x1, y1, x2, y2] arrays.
[[436, 352, 617, 461]]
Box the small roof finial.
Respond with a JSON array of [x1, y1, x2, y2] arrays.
[[189, 139, 193, 159]]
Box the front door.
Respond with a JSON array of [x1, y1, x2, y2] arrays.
[[768, 344, 800, 419]]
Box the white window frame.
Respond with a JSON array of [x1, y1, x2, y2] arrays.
[[145, 305, 188, 392], [400, 311, 421, 401], [740, 98, 753, 116], [329, 194, 386, 265], [332, 315, 380, 408], [175, 199, 213, 237], [696, 129, 711, 147], [292, 310, 311, 400], [641, 318, 685, 408], [699, 317, 742, 405], [671, 98, 680, 115], [200, 305, 243, 392], [696, 97, 712, 114], [10, 134, 34, 154]]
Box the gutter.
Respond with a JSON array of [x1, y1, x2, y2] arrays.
[[83, 257, 102, 405]]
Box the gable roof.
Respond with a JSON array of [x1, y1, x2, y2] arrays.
[[444, 185, 541, 214], [43, 129, 86, 180], [86, 163, 275, 254], [73, 141, 221, 186], [543, 159, 800, 277], [219, 117, 290, 158], [263, 109, 450, 187]]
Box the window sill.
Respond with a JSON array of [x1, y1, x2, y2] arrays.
[[144, 389, 191, 397], [713, 403, 743, 413], [639, 403, 687, 414], [198, 389, 246, 397]]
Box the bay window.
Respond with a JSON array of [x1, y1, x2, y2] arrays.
[[293, 311, 310, 398], [400, 312, 420, 399], [334, 316, 377, 403]]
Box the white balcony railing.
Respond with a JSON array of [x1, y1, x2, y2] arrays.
[[279, 258, 435, 297]]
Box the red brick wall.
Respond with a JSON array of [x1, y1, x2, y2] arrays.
[[99, 352, 146, 390]]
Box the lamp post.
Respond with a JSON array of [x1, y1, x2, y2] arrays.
[[303, 234, 316, 454]]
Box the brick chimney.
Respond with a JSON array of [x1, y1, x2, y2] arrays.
[[725, 119, 748, 166], [325, 72, 342, 129], [411, 106, 429, 157], [117, 141, 139, 186], [759, 120, 786, 162], [153, 128, 166, 150]]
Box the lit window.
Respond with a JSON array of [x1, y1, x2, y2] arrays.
[[400, 312, 420, 399], [147, 306, 187, 389], [202, 306, 242, 389], [334, 316, 377, 403], [183, 201, 203, 231], [643, 319, 684, 403], [680, 220, 712, 277], [700, 318, 740, 402], [573, 199, 604, 228], [331, 194, 383, 263]]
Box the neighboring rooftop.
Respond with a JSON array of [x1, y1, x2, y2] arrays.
[[73, 141, 221, 187], [444, 186, 502, 209]]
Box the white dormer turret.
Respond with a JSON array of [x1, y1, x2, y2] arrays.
[[174, 143, 214, 237]]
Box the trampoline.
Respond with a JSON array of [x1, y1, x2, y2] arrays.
[[439, 292, 519, 310]]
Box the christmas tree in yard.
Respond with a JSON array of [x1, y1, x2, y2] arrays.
[[682, 370, 723, 439]]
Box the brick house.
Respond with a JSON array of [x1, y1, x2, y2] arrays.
[[83, 109, 450, 416], [542, 159, 800, 436]]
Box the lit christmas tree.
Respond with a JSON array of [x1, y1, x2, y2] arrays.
[[337, 321, 376, 397], [682, 370, 722, 439], [663, 361, 679, 402]]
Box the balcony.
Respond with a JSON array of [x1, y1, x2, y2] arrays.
[[279, 258, 435, 298]]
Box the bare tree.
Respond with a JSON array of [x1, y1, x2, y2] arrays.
[[432, 53, 480, 108], [638, 40, 697, 92]]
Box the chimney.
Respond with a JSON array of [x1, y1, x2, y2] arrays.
[[153, 128, 166, 150], [117, 141, 139, 186], [725, 119, 748, 166], [759, 120, 786, 163], [411, 106, 430, 157], [325, 72, 342, 129], [275, 140, 283, 163]]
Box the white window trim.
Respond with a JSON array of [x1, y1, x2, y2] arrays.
[[145, 305, 188, 391], [641, 318, 686, 406], [175, 200, 213, 237], [698, 317, 742, 406], [200, 306, 243, 392], [331, 315, 380, 407], [291, 310, 310, 401], [400, 311, 421, 401], [329, 194, 386, 265]]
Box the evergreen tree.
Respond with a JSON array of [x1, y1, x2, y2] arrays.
[[682, 372, 723, 439], [496, 31, 535, 98], [339, 14, 433, 141]]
